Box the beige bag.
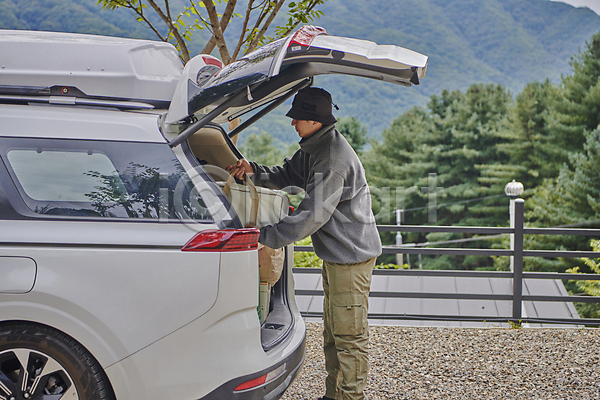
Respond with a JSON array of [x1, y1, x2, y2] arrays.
[[258, 244, 285, 285], [220, 174, 289, 285], [220, 174, 289, 227]]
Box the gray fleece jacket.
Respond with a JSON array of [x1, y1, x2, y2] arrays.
[[250, 124, 382, 264]]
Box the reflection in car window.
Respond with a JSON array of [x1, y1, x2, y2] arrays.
[[211, 37, 285, 86], [189, 37, 287, 112], [0, 175, 21, 220], [1, 139, 217, 221]]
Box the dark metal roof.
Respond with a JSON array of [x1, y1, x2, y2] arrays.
[[294, 272, 580, 328]]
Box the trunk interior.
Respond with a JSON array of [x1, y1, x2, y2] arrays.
[[181, 122, 295, 351]]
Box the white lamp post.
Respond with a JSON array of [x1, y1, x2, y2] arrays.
[[505, 180, 524, 272]]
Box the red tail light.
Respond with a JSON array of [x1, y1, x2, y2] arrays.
[[182, 229, 259, 252], [289, 25, 326, 48]]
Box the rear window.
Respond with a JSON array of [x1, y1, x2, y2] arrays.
[[0, 138, 228, 222]]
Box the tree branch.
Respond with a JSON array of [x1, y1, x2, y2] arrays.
[[230, 0, 254, 61], [165, 0, 172, 22], [201, 0, 237, 55], [201, 0, 232, 64], [119, 0, 167, 41], [280, 0, 322, 37], [252, 1, 271, 35], [146, 0, 191, 62], [246, 0, 285, 54], [189, 2, 212, 30], [242, 0, 271, 54]]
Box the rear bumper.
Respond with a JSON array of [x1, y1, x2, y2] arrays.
[[198, 329, 306, 400]]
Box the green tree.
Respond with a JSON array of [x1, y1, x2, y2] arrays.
[[516, 34, 600, 273], [548, 32, 600, 161], [528, 129, 600, 229], [525, 128, 600, 272], [483, 80, 561, 272], [481, 81, 558, 200], [363, 106, 429, 192], [238, 131, 297, 166], [364, 84, 513, 269], [337, 116, 368, 155], [494, 128, 600, 272], [432, 84, 512, 229], [567, 239, 600, 319], [293, 236, 322, 268], [368, 84, 512, 228], [97, 0, 328, 63], [424, 85, 512, 269]]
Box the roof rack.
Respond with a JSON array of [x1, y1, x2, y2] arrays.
[[0, 85, 168, 110]]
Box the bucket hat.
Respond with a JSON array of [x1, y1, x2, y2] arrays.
[[285, 87, 337, 124]]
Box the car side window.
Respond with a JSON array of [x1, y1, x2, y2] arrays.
[[8, 150, 125, 204], [0, 138, 215, 221]]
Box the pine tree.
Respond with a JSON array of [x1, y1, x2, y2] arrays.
[[337, 116, 368, 155], [548, 32, 600, 159], [521, 34, 600, 273], [528, 129, 600, 227], [364, 84, 513, 269], [483, 80, 558, 198], [239, 132, 297, 166]]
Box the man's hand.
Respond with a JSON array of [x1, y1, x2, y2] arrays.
[[226, 159, 254, 180]]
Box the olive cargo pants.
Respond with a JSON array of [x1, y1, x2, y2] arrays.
[[322, 257, 375, 400]]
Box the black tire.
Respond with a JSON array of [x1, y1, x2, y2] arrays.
[[0, 322, 115, 400]]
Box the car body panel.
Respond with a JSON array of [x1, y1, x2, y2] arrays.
[[104, 250, 280, 400], [0, 256, 36, 294], [0, 220, 221, 366], [0, 104, 165, 143]]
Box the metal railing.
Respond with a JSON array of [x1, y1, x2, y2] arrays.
[[293, 199, 600, 326]]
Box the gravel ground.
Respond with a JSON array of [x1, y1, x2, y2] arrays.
[[281, 322, 600, 400]]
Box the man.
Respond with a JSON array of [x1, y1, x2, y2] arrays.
[[228, 87, 382, 400]]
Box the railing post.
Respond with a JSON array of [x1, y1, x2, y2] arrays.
[[395, 209, 403, 266], [512, 198, 524, 322], [509, 198, 515, 272]]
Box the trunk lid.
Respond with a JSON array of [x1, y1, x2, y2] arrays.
[[162, 25, 428, 139]]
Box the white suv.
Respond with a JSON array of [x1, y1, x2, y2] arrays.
[[0, 27, 427, 400]]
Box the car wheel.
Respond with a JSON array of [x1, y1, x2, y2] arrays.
[[0, 322, 114, 400]]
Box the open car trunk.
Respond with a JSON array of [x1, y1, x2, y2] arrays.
[[162, 25, 428, 350], [176, 122, 295, 350]]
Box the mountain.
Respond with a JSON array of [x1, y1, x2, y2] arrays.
[[304, 0, 600, 139], [0, 0, 152, 39], [1, 0, 600, 141]]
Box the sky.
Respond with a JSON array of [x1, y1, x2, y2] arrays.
[[551, 0, 600, 14]]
